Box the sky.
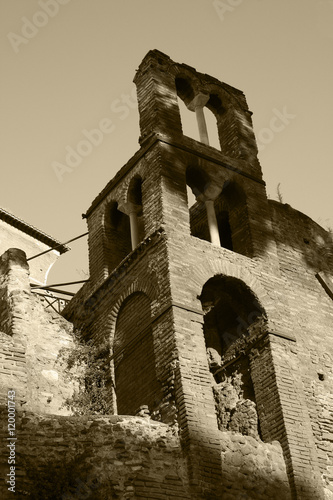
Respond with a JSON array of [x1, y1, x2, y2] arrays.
[[1, 0, 333, 292]]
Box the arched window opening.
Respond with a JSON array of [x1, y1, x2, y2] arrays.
[[175, 77, 195, 105], [206, 93, 228, 154], [186, 184, 196, 208], [186, 165, 210, 198], [199, 276, 265, 438], [105, 202, 131, 272], [176, 77, 221, 148], [176, 95, 199, 142], [200, 276, 264, 361], [217, 210, 233, 251], [216, 182, 253, 257], [204, 106, 221, 150], [206, 94, 225, 116], [186, 166, 215, 243], [113, 292, 162, 416], [128, 176, 142, 206], [189, 201, 210, 242], [186, 166, 222, 246], [175, 77, 198, 141], [127, 176, 145, 249]]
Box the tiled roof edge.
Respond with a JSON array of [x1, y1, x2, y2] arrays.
[[0, 208, 70, 254]]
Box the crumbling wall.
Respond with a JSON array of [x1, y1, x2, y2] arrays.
[[0, 408, 191, 500], [0, 248, 76, 414], [213, 371, 259, 439], [0, 406, 293, 500]]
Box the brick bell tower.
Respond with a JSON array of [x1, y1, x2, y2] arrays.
[[64, 50, 330, 499]]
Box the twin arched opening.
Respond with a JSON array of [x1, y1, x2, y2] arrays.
[[186, 166, 253, 256], [175, 76, 225, 151]]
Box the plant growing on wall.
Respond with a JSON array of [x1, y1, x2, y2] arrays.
[[58, 330, 112, 415], [276, 183, 284, 203]]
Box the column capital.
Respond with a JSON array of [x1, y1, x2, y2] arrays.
[[117, 201, 142, 216], [187, 93, 210, 111], [196, 185, 222, 203]]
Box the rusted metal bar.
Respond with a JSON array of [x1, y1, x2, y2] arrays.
[[32, 287, 75, 297], [27, 232, 89, 261], [31, 279, 89, 289]]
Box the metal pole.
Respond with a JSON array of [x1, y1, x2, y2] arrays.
[[31, 279, 89, 289], [27, 232, 88, 261], [31, 287, 75, 297]]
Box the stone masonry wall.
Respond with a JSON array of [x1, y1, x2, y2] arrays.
[[220, 432, 291, 499], [0, 406, 291, 500], [0, 408, 191, 500], [0, 249, 76, 415]]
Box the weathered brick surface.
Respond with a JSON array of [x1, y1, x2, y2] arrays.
[[62, 51, 333, 498], [2, 50, 333, 499], [269, 201, 333, 498], [114, 292, 163, 415]]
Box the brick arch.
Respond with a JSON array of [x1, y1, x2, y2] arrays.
[[118, 167, 146, 210], [205, 83, 243, 113], [108, 276, 159, 343], [112, 291, 163, 415], [169, 64, 238, 115], [103, 199, 131, 273], [188, 259, 273, 318], [169, 64, 202, 97], [169, 64, 250, 158]]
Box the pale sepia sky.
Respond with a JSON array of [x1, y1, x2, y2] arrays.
[[1, 0, 332, 289]]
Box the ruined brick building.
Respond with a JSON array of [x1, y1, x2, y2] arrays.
[[1, 50, 333, 499]]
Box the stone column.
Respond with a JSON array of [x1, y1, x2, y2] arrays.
[[129, 210, 139, 250], [196, 184, 222, 247], [187, 93, 210, 145], [118, 202, 142, 251], [205, 199, 221, 246]]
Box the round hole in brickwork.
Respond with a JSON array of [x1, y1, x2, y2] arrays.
[[318, 373, 325, 381], [303, 238, 310, 244]]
